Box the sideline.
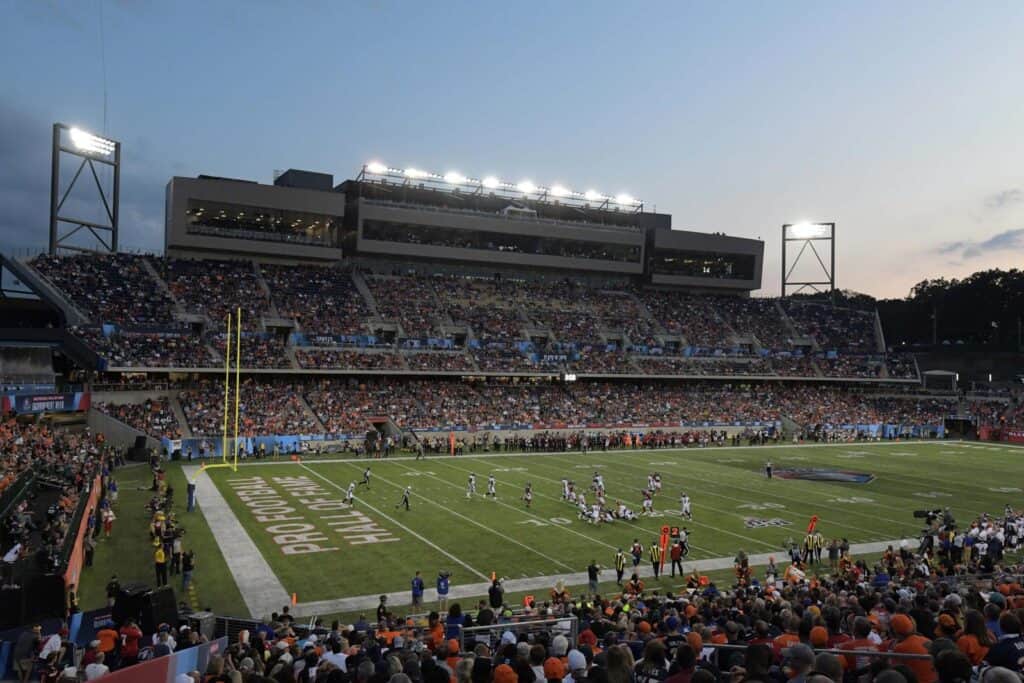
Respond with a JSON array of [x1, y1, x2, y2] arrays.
[[290, 537, 916, 618], [183, 465, 290, 618]]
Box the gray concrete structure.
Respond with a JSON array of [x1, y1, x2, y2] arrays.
[[165, 175, 346, 262], [165, 171, 764, 291], [355, 198, 646, 274], [649, 228, 763, 291]]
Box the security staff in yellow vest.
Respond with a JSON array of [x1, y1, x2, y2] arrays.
[[614, 548, 627, 585], [650, 540, 663, 578]]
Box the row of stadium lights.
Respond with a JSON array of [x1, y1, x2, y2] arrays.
[[364, 161, 643, 208]]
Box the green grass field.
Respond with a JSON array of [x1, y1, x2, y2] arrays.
[[79, 440, 1024, 622]]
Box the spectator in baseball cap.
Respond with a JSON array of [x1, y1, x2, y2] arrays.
[[891, 614, 937, 683]]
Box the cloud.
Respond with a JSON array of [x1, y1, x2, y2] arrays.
[[0, 99, 166, 255], [985, 188, 1023, 210], [936, 227, 1024, 261]]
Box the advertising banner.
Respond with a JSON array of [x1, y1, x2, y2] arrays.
[[2, 391, 91, 414]]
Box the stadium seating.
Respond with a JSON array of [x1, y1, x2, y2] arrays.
[[107, 378, 953, 440], [260, 263, 371, 336], [96, 399, 182, 439], [30, 254, 917, 380], [33, 253, 177, 327], [179, 379, 321, 437]]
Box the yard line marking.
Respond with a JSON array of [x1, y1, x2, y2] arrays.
[[423, 457, 714, 556], [315, 461, 576, 573], [450, 457, 721, 555], [478, 455, 780, 550], [388, 460, 632, 554], [299, 464, 489, 581], [586, 456, 901, 540], [641, 457, 924, 525]]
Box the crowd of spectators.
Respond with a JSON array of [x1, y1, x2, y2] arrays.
[[96, 398, 182, 439], [818, 356, 884, 379], [780, 387, 954, 431], [886, 355, 920, 380], [636, 357, 775, 377], [783, 302, 878, 352], [766, 356, 820, 378], [1, 420, 110, 585], [304, 379, 424, 434], [261, 264, 371, 337], [210, 379, 962, 434], [635, 291, 734, 348], [32, 253, 177, 328], [180, 379, 322, 437], [569, 349, 640, 375], [404, 352, 477, 372], [73, 328, 216, 368], [157, 257, 271, 330], [90, 379, 956, 440], [297, 350, 407, 371], [367, 276, 442, 339], [35, 255, 920, 380], [712, 296, 793, 350], [213, 335, 292, 369]]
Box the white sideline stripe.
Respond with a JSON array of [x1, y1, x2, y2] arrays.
[[298, 464, 490, 582], [290, 537, 917, 618], [224, 438, 953, 469], [184, 465, 290, 619]]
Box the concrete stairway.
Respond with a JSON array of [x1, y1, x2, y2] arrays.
[[142, 257, 185, 314], [298, 394, 327, 433], [351, 271, 381, 318], [252, 262, 281, 317], [170, 393, 193, 438]]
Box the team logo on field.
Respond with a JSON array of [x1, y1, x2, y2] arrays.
[[774, 468, 875, 484], [744, 517, 792, 528]]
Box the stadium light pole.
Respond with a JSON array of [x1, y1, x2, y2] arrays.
[[49, 123, 121, 255], [781, 222, 835, 300]]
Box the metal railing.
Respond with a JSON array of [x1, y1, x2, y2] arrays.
[[458, 616, 578, 651], [702, 642, 932, 661]]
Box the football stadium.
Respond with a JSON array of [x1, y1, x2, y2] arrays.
[[2, 5, 1024, 682]]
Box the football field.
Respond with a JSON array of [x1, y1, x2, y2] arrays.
[[190, 440, 1023, 618]]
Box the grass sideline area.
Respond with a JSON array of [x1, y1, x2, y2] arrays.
[[79, 440, 1023, 623], [78, 461, 246, 615]]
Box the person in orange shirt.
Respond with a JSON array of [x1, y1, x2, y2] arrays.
[[444, 638, 461, 672], [838, 617, 881, 673], [772, 616, 801, 662], [426, 612, 444, 650], [955, 610, 994, 665], [889, 614, 937, 683], [96, 625, 119, 657]]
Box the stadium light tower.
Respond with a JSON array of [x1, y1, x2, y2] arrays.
[[49, 123, 121, 255], [781, 222, 835, 298]]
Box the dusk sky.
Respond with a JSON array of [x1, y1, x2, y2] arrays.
[[2, 1, 1022, 298]]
